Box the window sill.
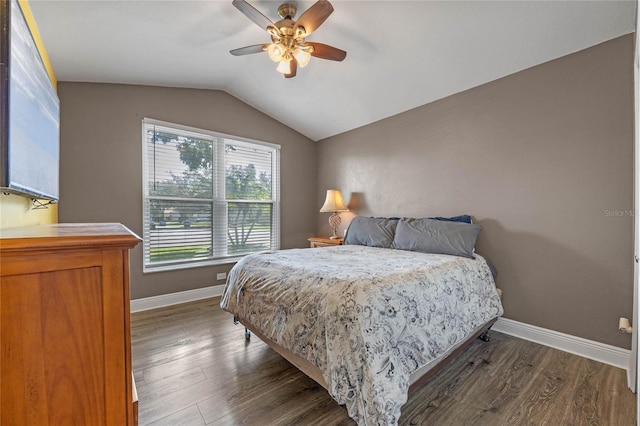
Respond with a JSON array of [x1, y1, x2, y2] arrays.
[[143, 256, 243, 274]]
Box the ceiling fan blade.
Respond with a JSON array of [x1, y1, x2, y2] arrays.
[[230, 44, 268, 56], [232, 0, 276, 31], [294, 0, 333, 36], [307, 42, 346, 61], [285, 58, 297, 78]]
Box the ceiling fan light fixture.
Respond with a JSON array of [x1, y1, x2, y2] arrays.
[[267, 26, 280, 38], [276, 59, 291, 74], [293, 48, 311, 68], [267, 43, 285, 62], [231, 0, 346, 78]]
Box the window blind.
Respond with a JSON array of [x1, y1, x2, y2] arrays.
[[142, 119, 280, 272]]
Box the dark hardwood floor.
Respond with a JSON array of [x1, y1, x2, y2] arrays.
[[131, 298, 636, 425]]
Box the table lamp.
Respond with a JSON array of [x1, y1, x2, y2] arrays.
[[320, 189, 349, 239]]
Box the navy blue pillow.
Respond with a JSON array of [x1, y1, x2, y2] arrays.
[[430, 215, 472, 224], [377, 216, 469, 222]]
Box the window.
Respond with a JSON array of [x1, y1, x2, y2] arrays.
[[142, 118, 280, 272]]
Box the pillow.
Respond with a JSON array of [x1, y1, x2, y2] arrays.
[[392, 218, 481, 258], [377, 215, 471, 223], [430, 215, 472, 224], [344, 216, 398, 248]]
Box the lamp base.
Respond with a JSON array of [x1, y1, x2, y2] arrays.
[[328, 212, 342, 240]]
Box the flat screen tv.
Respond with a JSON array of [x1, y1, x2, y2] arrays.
[[0, 0, 59, 201]]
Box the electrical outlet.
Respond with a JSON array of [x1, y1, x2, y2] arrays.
[[619, 317, 633, 334], [216, 272, 227, 281]]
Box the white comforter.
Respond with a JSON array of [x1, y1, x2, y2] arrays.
[[220, 245, 503, 425]]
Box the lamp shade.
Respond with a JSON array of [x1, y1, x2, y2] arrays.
[[276, 59, 291, 74], [293, 48, 311, 68], [267, 43, 284, 62], [320, 189, 349, 212]]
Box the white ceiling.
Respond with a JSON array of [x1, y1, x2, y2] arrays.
[[30, 0, 636, 141]]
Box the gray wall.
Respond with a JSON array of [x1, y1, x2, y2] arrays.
[[317, 35, 634, 349], [58, 83, 317, 299]]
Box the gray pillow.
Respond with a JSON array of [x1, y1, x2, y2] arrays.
[[344, 216, 398, 248], [392, 218, 481, 258]]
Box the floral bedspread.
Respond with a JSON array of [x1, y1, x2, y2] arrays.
[[220, 245, 503, 425]]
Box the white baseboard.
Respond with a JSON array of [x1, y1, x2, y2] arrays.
[[493, 317, 630, 371], [130, 285, 225, 313]]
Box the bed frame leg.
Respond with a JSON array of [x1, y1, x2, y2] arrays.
[[233, 316, 251, 340], [479, 330, 491, 342]]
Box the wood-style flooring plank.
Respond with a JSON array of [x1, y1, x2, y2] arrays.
[[146, 404, 206, 426], [131, 298, 636, 426]]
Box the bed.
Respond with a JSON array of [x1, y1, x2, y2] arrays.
[[220, 216, 504, 425]]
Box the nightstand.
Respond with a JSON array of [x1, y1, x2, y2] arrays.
[[308, 237, 344, 248]]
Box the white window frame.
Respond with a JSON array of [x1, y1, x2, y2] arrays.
[[142, 118, 280, 273]]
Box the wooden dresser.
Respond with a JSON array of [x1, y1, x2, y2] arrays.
[[0, 223, 141, 425]]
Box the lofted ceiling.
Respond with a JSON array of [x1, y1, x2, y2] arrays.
[[30, 0, 636, 141]]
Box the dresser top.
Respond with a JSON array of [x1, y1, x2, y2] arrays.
[[0, 223, 141, 252]]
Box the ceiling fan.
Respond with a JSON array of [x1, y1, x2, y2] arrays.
[[230, 0, 347, 78]]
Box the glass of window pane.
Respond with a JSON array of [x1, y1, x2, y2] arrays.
[[147, 128, 213, 199], [227, 202, 272, 255], [147, 200, 214, 264], [225, 144, 272, 200]]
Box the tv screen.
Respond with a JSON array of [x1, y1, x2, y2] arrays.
[[0, 0, 60, 201]]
